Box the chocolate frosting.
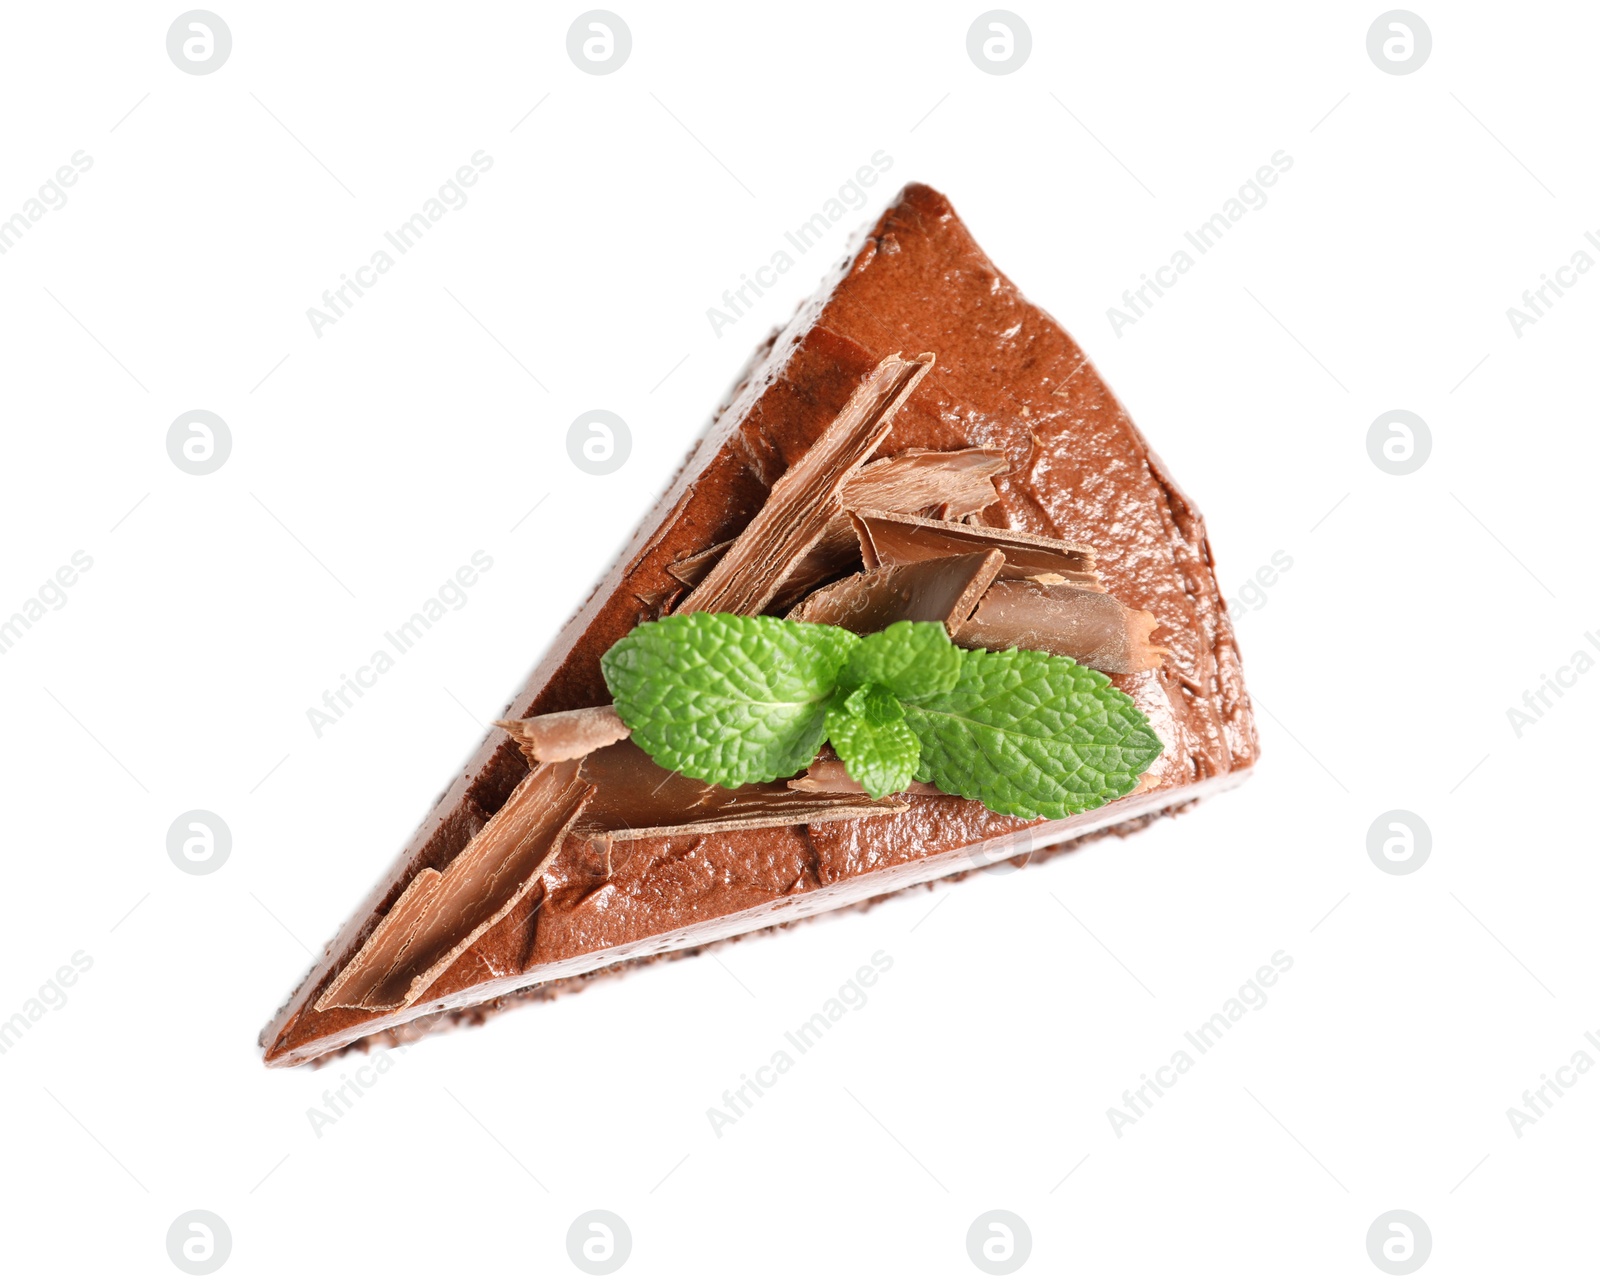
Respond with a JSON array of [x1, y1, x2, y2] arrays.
[[261, 183, 1258, 1066]]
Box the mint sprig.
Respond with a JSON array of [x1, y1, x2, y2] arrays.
[[600, 612, 1161, 817]]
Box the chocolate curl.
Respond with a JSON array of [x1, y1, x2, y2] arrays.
[[786, 549, 1003, 636], [677, 352, 934, 616], [954, 579, 1165, 673], [496, 705, 630, 763]]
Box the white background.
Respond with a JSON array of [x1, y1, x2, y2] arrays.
[[2, 1, 1595, 1281]]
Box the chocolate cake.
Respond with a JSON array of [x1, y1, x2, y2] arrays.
[[261, 182, 1258, 1068]]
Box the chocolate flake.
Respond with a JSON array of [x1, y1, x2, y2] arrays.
[[788, 758, 945, 796], [770, 448, 1005, 606], [495, 705, 630, 763], [668, 448, 1004, 593], [952, 578, 1164, 673], [316, 760, 591, 1013], [849, 447, 1006, 517], [666, 540, 731, 589], [573, 740, 905, 839], [853, 508, 1099, 586], [787, 548, 1004, 636], [676, 353, 934, 616]]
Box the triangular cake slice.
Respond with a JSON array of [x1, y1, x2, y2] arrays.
[[261, 183, 1258, 1068]]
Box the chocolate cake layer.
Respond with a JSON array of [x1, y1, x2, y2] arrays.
[[262, 183, 1258, 1067]]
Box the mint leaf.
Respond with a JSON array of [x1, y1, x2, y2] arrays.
[[839, 619, 962, 703], [600, 613, 1162, 817], [601, 612, 858, 788], [824, 683, 920, 798], [901, 647, 1161, 819]]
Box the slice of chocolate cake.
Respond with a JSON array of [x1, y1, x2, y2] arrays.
[[261, 183, 1258, 1068]]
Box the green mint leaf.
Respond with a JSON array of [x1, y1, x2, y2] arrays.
[[824, 683, 920, 798], [601, 612, 858, 788], [901, 647, 1161, 819], [839, 619, 963, 703]]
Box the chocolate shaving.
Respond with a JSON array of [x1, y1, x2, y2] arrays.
[[633, 583, 683, 615], [788, 758, 945, 796], [676, 353, 934, 616], [769, 448, 1006, 606], [668, 448, 1004, 593], [573, 740, 905, 839], [853, 508, 1099, 586], [316, 760, 591, 1013], [952, 579, 1164, 673], [495, 706, 630, 763], [665, 540, 731, 590], [787, 549, 1003, 636], [849, 447, 1007, 517]]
